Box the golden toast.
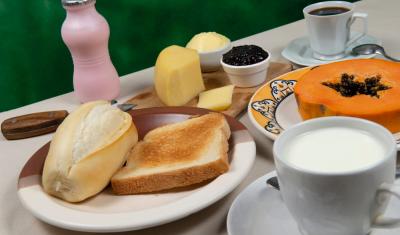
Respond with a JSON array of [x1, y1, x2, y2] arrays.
[[111, 113, 231, 194]]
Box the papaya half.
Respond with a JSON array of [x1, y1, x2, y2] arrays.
[[294, 59, 400, 133]]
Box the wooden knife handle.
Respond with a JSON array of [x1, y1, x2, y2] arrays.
[[1, 110, 68, 140]]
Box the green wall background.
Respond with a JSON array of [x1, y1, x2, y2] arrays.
[[0, 0, 353, 112]]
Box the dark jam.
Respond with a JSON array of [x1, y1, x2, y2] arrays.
[[222, 45, 269, 66], [322, 73, 391, 98]]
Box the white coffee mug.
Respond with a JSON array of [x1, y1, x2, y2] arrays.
[[303, 1, 368, 60], [273, 117, 400, 235]]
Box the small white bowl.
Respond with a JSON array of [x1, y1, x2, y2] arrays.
[[198, 42, 232, 72], [221, 49, 271, 87]]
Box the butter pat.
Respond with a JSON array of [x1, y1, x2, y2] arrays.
[[186, 32, 230, 53], [154, 45, 205, 106], [197, 85, 235, 111]]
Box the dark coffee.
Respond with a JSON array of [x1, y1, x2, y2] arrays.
[[309, 7, 350, 16]]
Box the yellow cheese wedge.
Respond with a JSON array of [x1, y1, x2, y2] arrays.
[[197, 85, 234, 111], [154, 45, 205, 106]]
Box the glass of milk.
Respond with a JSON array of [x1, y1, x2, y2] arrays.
[[273, 116, 400, 235]]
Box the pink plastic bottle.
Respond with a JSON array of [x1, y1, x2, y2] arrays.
[[61, 0, 120, 103]]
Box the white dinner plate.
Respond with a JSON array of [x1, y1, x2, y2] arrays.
[[227, 171, 400, 235], [282, 32, 381, 67], [247, 68, 400, 147], [17, 107, 256, 232]]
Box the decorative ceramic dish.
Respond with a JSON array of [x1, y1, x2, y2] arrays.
[[247, 68, 400, 148], [18, 107, 256, 232], [248, 67, 309, 139]]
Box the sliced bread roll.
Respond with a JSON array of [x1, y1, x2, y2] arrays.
[[42, 101, 138, 202], [111, 113, 231, 194]]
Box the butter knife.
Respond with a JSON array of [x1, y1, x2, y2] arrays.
[[1, 100, 136, 140]]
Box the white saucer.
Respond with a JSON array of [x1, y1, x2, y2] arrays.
[[282, 32, 381, 66], [227, 171, 400, 235]]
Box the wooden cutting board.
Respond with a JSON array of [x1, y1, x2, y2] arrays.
[[125, 62, 293, 117]]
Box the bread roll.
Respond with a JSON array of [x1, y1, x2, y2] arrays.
[[42, 101, 138, 202]]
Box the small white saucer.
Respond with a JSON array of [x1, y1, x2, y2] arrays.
[[282, 32, 381, 67], [227, 171, 400, 235]]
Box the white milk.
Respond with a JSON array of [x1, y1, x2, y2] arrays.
[[283, 127, 385, 173]]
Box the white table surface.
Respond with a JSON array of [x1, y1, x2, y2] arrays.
[[1, 0, 399, 234]]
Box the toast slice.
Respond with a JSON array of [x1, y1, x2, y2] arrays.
[[111, 113, 231, 194]]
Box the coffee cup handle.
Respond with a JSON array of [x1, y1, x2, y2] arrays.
[[346, 12, 368, 46], [373, 183, 400, 227]]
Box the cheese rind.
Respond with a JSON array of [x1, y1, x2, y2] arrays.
[[197, 85, 234, 111], [154, 45, 205, 106]]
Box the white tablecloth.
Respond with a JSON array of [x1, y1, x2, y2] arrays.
[[1, 0, 399, 234]]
